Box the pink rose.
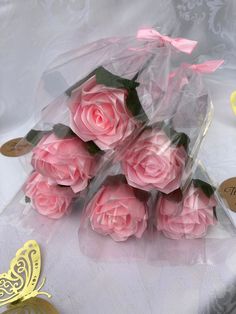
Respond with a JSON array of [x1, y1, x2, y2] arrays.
[[122, 129, 187, 193], [87, 183, 148, 241], [68, 76, 137, 150], [31, 133, 95, 193], [24, 172, 75, 219], [156, 185, 217, 239]]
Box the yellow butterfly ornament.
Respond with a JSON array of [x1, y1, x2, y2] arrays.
[[230, 91, 236, 115], [0, 240, 58, 313]]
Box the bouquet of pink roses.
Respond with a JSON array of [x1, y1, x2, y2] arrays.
[[16, 29, 200, 220], [0, 29, 235, 266]]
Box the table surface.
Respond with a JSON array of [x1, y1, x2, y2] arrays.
[[1, 1, 236, 313]]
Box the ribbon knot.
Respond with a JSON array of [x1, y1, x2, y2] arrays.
[[137, 28, 197, 54], [189, 60, 224, 73]]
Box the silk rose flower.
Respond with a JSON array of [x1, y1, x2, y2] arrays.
[[68, 76, 137, 150], [156, 183, 217, 239], [25, 172, 75, 219], [87, 182, 148, 241], [31, 133, 95, 193], [122, 128, 188, 193]]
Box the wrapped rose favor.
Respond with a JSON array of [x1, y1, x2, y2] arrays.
[[24, 171, 75, 219], [16, 122, 102, 221], [87, 180, 148, 242], [31, 132, 96, 193], [122, 126, 188, 193], [68, 74, 138, 150], [156, 180, 217, 239]]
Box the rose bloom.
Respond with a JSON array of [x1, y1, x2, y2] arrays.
[[156, 185, 217, 239], [31, 133, 95, 193], [122, 129, 187, 193], [68, 76, 137, 150], [87, 183, 148, 241], [25, 172, 75, 219]]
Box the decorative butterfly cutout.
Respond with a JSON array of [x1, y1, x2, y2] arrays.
[[230, 91, 236, 115], [0, 240, 59, 313]]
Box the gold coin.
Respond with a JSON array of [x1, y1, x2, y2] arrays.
[[0, 137, 33, 157], [2, 297, 59, 313], [219, 177, 236, 212]]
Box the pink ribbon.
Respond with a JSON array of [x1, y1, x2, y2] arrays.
[[137, 28, 197, 54], [169, 60, 224, 80], [189, 60, 224, 73]]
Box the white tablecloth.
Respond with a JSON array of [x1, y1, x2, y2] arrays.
[[1, 1, 236, 313]]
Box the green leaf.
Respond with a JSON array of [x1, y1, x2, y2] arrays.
[[192, 179, 216, 198], [65, 66, 147, 121], [95, 66, 139, 90], [146, 121, 165, 131], [163, 125, 190, 151], [213, 207, 217, 220], [133, 187, 150, 203], [131, 72, 139, 81], [147, 123, 190, 151], [65, 69, 97, 96], [65, 69, 97, 97], [95, 67, 148, 121], [25, 196, 31, 203], [165, 188, 183, 202], [65, 66, 139, 96], [53, 124, 76, 139], [85, 141, 101, 155], [104, 174, 127, 187], [126, 88, 148, 122], [172, 132, 190, 151], [25, 129, 50, 146]]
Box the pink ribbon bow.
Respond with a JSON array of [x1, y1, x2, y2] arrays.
[[137, 28, 197, 54], [189, 60, 224, 73], [169, 59, 224, 80]]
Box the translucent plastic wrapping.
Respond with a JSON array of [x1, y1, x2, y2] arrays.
[[35, 29, 197, 114], [78, 61, 215, 223], [10, 30, 198, 224], [1, 30, 230, 268], [78, 160, 236, 265], [18, 30, 197, 171], [77, 60, 234, 264]]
